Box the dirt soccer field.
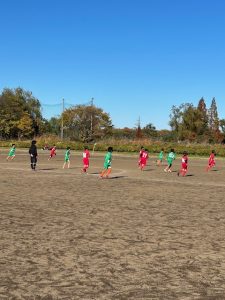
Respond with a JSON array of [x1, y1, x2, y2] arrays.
[[1, 149, 225, 300]]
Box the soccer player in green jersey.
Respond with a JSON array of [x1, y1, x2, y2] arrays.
[[99, 147, 113, 178], [156, 148, 164, 166], [6, 144, 16, 161], [63, 147, 71, 169], [164, 149, 176, 173]]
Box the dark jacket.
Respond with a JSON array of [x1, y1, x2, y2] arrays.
[[29, 144, 37, 156]]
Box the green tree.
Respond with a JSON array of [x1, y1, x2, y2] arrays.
[[208, 98, 219, 131], [208, 97, 220, 142], [112, 128, 136, 139], [220, 119, 225, 134], [169, 103, 206, 141], [142, 123, 157, 138], [0, 87, 43, 138], [182, 104, 203, 141], [197, 97, 208, 136], [17, 112, 34, 138], [62, 104, 112, 142], [40, 117, 61, 136], [169, 103, 189, 140]]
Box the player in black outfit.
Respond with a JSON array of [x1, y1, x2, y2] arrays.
[[29, 140, 38, 170]]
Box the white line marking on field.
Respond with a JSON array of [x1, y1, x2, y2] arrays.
[[1, 164, 225, 187]]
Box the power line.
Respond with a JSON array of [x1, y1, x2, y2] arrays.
[[41, 103, 62, 107], [43, 98, 94, 140], [41, 99, 95, 108]]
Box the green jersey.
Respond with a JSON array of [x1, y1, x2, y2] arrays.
[[8, 147, 16, 156], [104, 152, 112, 169], [65, 149, 70, 161], [158, 151, 164, 160], [167, 152, 176, 164]]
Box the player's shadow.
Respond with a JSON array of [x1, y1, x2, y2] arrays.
[[142, 168, 154, 172], [186, 174, 194, 177], [211, 169, 219, 172], [108, 176, 127, 179], [39, 168, 58, 171], [89, 172, 101, 175], [89, 172, 127, 179]]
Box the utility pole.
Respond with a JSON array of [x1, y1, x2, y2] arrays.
[[90, 97, 94, 135], [61, 98, 65, 140], [137, 116, 141, 128], [136, 116, 142, 139]]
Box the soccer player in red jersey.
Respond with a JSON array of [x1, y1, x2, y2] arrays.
[[140, 149, 149, 171], [138, 146, 145, 168], [48, 145, 56, 160], [177, 151, 188, 176], [206, 150, 216, 171], [82, 146, 90, 173]]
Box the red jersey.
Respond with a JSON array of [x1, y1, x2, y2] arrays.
[[138, 148, 145, 164], [140, 150, 149, 166], [208, 153, 215, 167], [139, 149, 145, 158], [181, 155, 188, 169], [83, 149, 90, 166], [50, 147, 56, 157]]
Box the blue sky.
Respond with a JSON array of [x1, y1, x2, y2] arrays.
[[1, 0, 225, 129]]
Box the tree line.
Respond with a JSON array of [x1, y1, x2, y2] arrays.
[[169, 98, 225, 143], [0, 87, 224, 143]]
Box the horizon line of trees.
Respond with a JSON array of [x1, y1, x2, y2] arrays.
[[169, 97, 225, 143], [0, 87, 225, 143]]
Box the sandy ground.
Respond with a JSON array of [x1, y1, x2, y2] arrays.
[[0, 149, 225, 299]]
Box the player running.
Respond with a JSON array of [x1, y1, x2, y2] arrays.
[[99, 147, 113, 178], [140, 148, 149, 171], [164, 149, 176, 173], [48, 145, 56, 160], [138, 146, 145, 168], [177, 151, 188, 176], [206, 150, 216, 171], [63, 147, 71, 169], [156, 148, 164, 166], [6, 144, 16, 161]]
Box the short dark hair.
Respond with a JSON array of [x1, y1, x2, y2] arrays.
[[108, 146, 113, 152]]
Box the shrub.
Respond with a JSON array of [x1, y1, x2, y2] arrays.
[[0, 137, 224, 157]]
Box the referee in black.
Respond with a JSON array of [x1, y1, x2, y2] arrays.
[[29, 140, 38, 170]]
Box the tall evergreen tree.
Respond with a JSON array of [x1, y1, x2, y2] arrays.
[[208, 98, 219, 132], [208, 97, 220, 142], [136, 117, 142, 139], [197, 97, 208, 135]]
